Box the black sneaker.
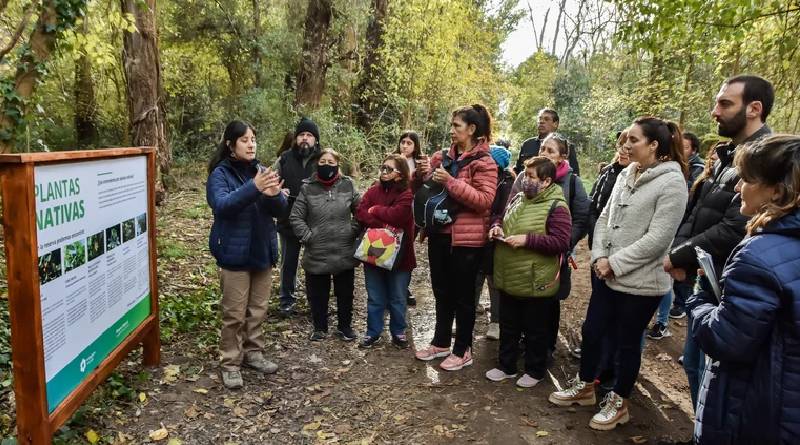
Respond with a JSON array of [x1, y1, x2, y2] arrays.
[[309, 330, 327, 341], [646, 323, 671, 340], [279, 302, 296, 317], [391, 335, 409, 349], [668, 307, 686, 319], [336, 327, 357, 342], [358, 335, 382, 349]]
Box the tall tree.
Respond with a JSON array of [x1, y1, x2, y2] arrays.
[[0, 0, 86, 153], [74, 17, 98, 148], [295, 0, 332, 109], [120, 0, 170, 201], [353, 0, 389, 131]]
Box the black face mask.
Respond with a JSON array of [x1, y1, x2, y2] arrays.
[[317, 164, 338, 181]]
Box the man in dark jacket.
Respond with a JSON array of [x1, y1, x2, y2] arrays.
[[272, 118, 322, 315], [664, 75, 774, 409], [513, 109, 580, 176]]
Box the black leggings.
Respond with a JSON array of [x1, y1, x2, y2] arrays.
[[306, 269, 355, 332], [579, 279, 661, 398], [427, 234, 483, 357]]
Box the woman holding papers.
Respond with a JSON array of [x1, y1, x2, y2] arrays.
[[689, 134, 800, 445]]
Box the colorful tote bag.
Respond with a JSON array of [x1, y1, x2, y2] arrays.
[[354, 226, 404, 270]]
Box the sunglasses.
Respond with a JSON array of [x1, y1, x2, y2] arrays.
[[380, 165, 400, 174]]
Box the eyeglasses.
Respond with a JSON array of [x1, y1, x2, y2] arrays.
[[380, 165, 400, 174]]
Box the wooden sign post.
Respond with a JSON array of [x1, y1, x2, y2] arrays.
[[0, 148, 160, 444]]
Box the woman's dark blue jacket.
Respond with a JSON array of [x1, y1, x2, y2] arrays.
[[688, 208, 800, 445], [207, 158, 287, 270]]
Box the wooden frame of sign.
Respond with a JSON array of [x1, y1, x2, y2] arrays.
[[0, 147, 160, 444]]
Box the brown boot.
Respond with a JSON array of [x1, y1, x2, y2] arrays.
[[548, 375, 596, 406]]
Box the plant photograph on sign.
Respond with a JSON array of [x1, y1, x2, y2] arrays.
[[122, 218, 136, 243], [37, 249, 62, 285], [136, 213, 147, 236], [87, 232, 105, 262], [63, 240, 86, 273], [105, 224, 121, 251]]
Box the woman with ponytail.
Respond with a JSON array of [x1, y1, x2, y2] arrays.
[[549, 117, 688, 431], [689, 135, 800, 445], [207, 120, 287, 389], [413, 104, 498, 371]]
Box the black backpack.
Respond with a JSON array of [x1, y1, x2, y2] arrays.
[[413, 149, 488, 230]]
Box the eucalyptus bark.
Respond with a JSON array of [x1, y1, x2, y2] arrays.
[[120, 0, 170, 202], [354, 0, 389, 131], [294, 0, 333, 109]]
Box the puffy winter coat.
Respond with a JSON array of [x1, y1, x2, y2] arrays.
[[591, 161, 688, 296], [670, 125, 771, 274], [290, 175, 361, 275], [588, 162, 625, 249], [689, 208, 800, 445], [355, 182, 416, 271], [207, 158, 287, 270], [415, 142, 497, 247], [509, 161, 590, 250], [493, 184, 570, 297]]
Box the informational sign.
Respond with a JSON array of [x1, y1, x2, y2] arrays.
[[34, 156, 151, 412]]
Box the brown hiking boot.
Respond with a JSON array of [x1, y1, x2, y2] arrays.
[[589, 391, 630, 430], [548, 375, 596, 406]]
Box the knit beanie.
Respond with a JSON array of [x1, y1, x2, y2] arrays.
[[490, 145, 511, 169], [295, 118, 320, 142]]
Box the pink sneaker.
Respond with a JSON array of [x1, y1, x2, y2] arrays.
[[440, 349, 473, 371], [415, 345, 451, 361]]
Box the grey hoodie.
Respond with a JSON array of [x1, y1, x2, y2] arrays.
[[591, 161, 688, 296]]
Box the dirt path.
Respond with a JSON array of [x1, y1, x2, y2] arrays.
[[1, 166, 694, 444]]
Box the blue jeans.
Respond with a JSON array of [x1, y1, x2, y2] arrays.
[[279, 233, 301, 307], [672, 279, 693, 311], [364, 265, 411, 338], [684, 277, 710, 411], [655, 291, 673, 325]]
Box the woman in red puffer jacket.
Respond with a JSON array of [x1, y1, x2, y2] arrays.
[[413, 104, 497, 371]]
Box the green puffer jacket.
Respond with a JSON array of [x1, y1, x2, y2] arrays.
[[494, 185, 567, 298]]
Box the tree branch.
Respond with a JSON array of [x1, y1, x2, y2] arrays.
[[695, 6, 800, 28], [0, 0, 39, 63]]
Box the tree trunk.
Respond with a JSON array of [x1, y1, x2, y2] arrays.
[[294, 0, 333, 110], [75, 19, 98, 148], [0, 1, 59, 153], [120, 0, 170, 203], [252, 0, 264, 88], [354, 0, 389, 131]]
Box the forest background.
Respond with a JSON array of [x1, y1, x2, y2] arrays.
[[1, 0, 800, 442], [2, 0, 800, 179]]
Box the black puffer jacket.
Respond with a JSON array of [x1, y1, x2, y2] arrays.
[[587, 162, 625, 249], [669, 125, 771, 274]]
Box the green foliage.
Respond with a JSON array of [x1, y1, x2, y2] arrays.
[[159, 287, 219, 347]]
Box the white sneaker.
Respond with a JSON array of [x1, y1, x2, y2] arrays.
[[589, 391, 630, 430], [485, 368, 517, 382], [516, 374, 540, 388], [486, 323, 500, 340]]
